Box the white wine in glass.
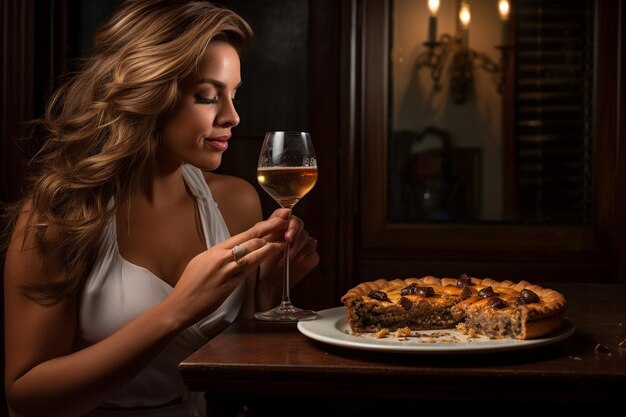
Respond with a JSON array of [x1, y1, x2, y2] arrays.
[[254, 131, 318, 322]]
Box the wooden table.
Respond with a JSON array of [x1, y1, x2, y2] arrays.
[[179, 283, 626, 416]]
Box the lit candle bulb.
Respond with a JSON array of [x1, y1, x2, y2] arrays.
[[498, 0, 510, 20], [427, 0, 440, 44], [498, 0, 511, 45], [459, 1, 471, 49]]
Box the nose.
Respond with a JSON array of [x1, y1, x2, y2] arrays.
[[216, 98, 240, 128]]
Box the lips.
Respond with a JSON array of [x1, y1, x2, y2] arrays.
[[204, 135, 230, 151]]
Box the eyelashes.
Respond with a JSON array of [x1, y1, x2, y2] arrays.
[[194, 95, 240, 105], [194, 95, 218, 104]]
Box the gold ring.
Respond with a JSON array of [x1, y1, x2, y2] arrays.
[[232, 245, 246, 264]]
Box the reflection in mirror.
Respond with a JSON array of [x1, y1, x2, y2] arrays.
[[388, 127, 480, 222], [388, 0, 595, 225]]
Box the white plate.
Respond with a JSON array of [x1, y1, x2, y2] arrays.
[[297, 307, 575, 354]]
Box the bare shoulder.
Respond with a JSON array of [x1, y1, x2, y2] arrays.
[[4, 200, 65, 287], [203, 172, 262, 235]]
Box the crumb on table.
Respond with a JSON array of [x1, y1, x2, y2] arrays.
[[594, 343, 611, 353]]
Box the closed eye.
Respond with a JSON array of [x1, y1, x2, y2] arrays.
[[195, 95, 218, 104]]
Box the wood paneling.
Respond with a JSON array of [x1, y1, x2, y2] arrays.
[[1, 0, 35, 205], [1, 1, 37, 413], [303, 0, 341, 309], [618, 1, 626, 281], [1, 0, 69, 205], [337, 0, 360, 296]]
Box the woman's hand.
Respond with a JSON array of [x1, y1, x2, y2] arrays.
[[165, 215, 288, 326], [259, 208, 320, 289]]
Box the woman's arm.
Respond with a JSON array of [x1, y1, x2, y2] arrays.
[[3, 207, 186, 417], [4, 203, 286, 417]]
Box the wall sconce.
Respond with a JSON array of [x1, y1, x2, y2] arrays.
[[417, 0, 512, 104]]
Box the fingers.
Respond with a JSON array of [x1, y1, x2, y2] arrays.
[[218, 215, 288, 250], [286, 216, 312, 255], [284, 215, 304, 244], [266, 209, 304, 244], [213, 211, 313, 274], [231, 244, 246, 265], [270, 208, 291, 220], [293, 235, 318, 263], [221, 210, 303, 248], [228, 239, 284, 271], [261, 208, 293, 243]]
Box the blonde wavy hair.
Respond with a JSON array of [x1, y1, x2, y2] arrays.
[[3, 0, 252, 303]]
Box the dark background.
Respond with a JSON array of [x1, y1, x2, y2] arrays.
[[1, 0, 625, 414]]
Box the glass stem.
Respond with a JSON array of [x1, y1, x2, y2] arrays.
[[281, 242, 291, 305]]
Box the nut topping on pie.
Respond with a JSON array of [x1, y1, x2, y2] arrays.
[[478, 286, 498, 298], [486, 297, 508, 310], [398, 297, 414, 311], [368, 290, 389, 302], [456, 273, 473, 287], [341, 275, 567, 340], [516, 289, 540, 306], [401, 284, 435, 297]]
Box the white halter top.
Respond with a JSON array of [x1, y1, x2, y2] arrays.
[[79, 164, 244, 416]]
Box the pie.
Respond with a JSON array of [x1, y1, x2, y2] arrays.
[[340, 275, 567, 339]]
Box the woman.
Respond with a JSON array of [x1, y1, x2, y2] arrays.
[[2, 1, 319, 416]]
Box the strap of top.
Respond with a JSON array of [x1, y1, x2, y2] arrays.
[[182, 164, 231, 247]]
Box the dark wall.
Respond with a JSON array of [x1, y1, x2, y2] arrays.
[[219, 0, 310, 133]]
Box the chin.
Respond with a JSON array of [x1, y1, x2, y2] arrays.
[[188, 155, 222, 172]]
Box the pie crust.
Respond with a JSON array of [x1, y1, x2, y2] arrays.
[[341, 276, 567, 340]]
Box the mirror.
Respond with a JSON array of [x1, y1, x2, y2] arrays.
[[388, 0, 595, 225]]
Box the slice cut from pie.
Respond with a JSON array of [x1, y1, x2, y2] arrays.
[[340, 275, 567, 339]]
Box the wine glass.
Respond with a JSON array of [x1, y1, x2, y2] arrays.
[[253, 131, 318, 322]]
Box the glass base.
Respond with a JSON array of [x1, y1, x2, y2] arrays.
[[253, 302, 318, 322]]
